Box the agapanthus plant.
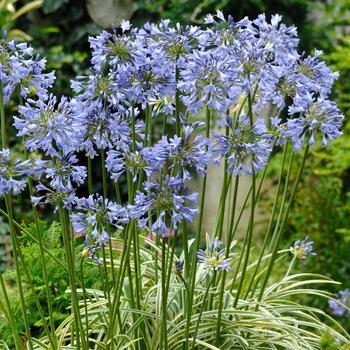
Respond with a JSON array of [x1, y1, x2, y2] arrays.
[[0, 11, 348, 350]]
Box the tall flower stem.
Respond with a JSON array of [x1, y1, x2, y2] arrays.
[[257, 144, 309, 307], [244, 142, 288, 298], [161, 239, 169, 350], [215, 175, 239, 343], [24, 147, 57, 346], [191, 276, 214, 350], [229, 163, 269, 294], [233, 92, 256, 305], [58, 205, 87, 349], [80, 258, 90, 345], [101, 149, 116, 285], [109, 221, 134, 343], [0, 273, 25, 349], [215, 125, 231, 240], [5, 195, 41, 350], [185, 106, 211, 349]]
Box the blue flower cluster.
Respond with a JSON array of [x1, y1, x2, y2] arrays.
[[0, 12, 343, 263], [0, 37, 55, 104], [71, 194, 128, 246], [130, 175, 198, 237], [328, 289, 350, 318], [0, 149, 31, 196]]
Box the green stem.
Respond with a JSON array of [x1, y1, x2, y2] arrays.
[[233, 92, 256, 307], [191, 276, 214, 350], [185, 106, 211, 350], [165, 235, 177, 299], [0, 274, 24, 349], [257, 145, 309, 306], [5, 199, 33, 349], [109, 221, 134, 343], [215, 126, 231, 240], [245, 143, 288, 298], [284, 255, 296, 279], [58, 205, 86, 349], [145, 104, 152, 147], [24, 146, 57, 346], [101, 149, 116, 286], [228, 164, 269, 294], [215, 176, 239, 343], [182, 221, 190, 280], [80, 258, 90, 345], [161, 239, 168, 350]]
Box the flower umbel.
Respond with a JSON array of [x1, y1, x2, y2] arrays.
[[0, 149, 30, 196], [71, 194, 129, 247], [290, 236, 316, 261], [197, 238, 231, 279], [130, 175, 198, 237]]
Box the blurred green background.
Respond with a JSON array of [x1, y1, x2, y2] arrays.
[[1, 0, 350, 342]]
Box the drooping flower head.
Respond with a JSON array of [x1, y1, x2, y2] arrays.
[[81, 243, 103, 265], [71, 194, 129, 246], [0, 149, 30, 196], [290, 236, 316, 261], [175, 260, 184, 275], [197, 237, 231, 279], [130, 175, 198, 237], [213, 115, 272, 175], [106, 149, 147, 182], [32, 183, 76, 211]]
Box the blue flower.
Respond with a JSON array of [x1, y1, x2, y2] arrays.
[[178, 49, 241, 113], [175, 260, 184, 275], [1, 39, 32, 103], [143, 123, 210, 179], [14, 94, 77, 156], [0, 149, 30, 196], [130, 175, 198, 237], [284, 96, 343, 150], [106, 149, 147, 182], [213, 115, 272, 176], [89, 30, 134, 71], [32, 183, 76, 211], [0, 37, 54, 103], [290, 236, 316, 260], [44, 153, 87, 191], [81, 243, 103, 265], [71, 194, 129, 246], [71, 73, 136, 157], [197, 237, 231, 279], [328, 289, 350, 318]]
